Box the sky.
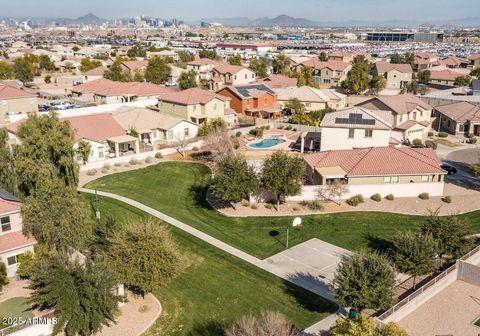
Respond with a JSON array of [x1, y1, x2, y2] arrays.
[[1, 0, 479, 21]]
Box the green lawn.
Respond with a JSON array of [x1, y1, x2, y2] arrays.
[[475, 318, 480, 327], [82, 194, 337, 336], [0, 297, 33, 329], [86, 162, 480, 259]]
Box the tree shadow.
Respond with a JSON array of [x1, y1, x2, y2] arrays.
[[185, 320, 226, 336], [188, 185, 212, 209], [364, 233, 393, 256]]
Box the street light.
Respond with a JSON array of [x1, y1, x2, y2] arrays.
[[286, 217, 302, 249]]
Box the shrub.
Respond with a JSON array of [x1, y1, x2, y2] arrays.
[[277, 125, 284, 130], [265, 125, 270, 130], [469, 137, 477, 144], [385, 194, 395, 201], [306, 200, 323, 211], [192, 146, 199, 151], [370, 193, 382, 202], [250, 203, 258, 210], [264, 203, 273, 210], [418, 192, 430, 200], [155, 152, 163, 159], [412, 138, 423, 147], [442, 195, 452, 203], [241, 200, 250, 207], [346, 194, 364, 206], [114, 162, 122, 167], [249, 128, 264, 138], [471, 163, 480, 176], [285, 125, 292, 130], [103, 163, 111, 170], [292, 206, 299, 211], [129, 158, 138, 165], [86, 169, 97, 176], [101, 168, 108, 174], [438, 132, 448, 138], [235, 131, 242, 137], [467, 133, 475, 138], [145, 156, 153, 164], [428, 131, 434, 137], [425, 140, 437, 149]]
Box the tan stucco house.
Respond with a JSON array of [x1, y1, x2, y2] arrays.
[[0, 84, 38, 125], [372, 62, 413, 90]]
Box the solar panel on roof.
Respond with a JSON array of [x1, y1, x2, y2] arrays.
[[235, 84, 275, 97], [335, 113, 376, 126]]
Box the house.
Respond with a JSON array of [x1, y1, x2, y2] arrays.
[[469, 54, 480, 70], [319, 107, 393, 151], [372, 62, 413, 90], [303, 146, 446, 198], [256, 74, 298, 89], [83, 66, 107, 82], [216, 84, 282, 119], [437, 56, 467, 69], [328, 51, 372, 63], [7, 113, 139, 162], [0, 84, 38, 125], [111, 106, 199, 145], [157, 88, 234, 125], [429, 69, 466, 87], [0, 189, 36, 277], [433, 101, 480, 136], [120, 60, 149, 77], [356, 94, 433, 142], [146, 50, 179, 62], [414, 53, 438, 71], [186, 58, 225, 74], [292, 59, 351, 87], [208, 65, 256, 91], [274, 86, 346, 111]]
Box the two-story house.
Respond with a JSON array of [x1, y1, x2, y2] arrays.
[[0, 189, 36, 277], [186, 58, 226, 82], [356, 94, 433, 143], [372, 62, 413, 90], [157, 88, 235, 125], [216, 84, 282, 119], [469, 54, 480, 70], [328, 51, 372, 63], [208, 65, 256, 91], [292, 59, 352, 87]]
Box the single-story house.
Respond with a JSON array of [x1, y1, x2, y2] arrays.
[[255, 74, 298, 89], [0, 83, 38, 125], [433, 101, 480, 136], [274, 86, 346, 111]]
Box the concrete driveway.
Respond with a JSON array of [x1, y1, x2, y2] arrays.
[[261, 238, 351, 302]]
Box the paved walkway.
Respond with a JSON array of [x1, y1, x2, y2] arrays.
[[78, 188, 341, 335], [0, 279, 31, 302]]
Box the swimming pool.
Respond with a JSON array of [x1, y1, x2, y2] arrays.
[[249, 138, 286, 149]]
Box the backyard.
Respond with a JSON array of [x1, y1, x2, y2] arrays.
[[0, 297, 33, 329], [85, 161, 480, 259], [81, 194, 337, 336]]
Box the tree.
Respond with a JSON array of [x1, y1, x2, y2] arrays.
[[229, 54, 242, 66], [418, 70, 431, 84], [39, 54, 55, 72], [319, 52, 328, 62], [16, 250, 35, 278], [44, 75, 52, 84], [333, 252, 396, 312], [390, 53, 403, 64], [28, 251, 120, 336], [289, 111, 315, 126], [310, 107, 335, 124], [370, 75, 387, 95], [22, 179, 93, 251], [177, 50, 195, 63], [144, 56, 171, 84], [101, 218, 184, 294], [284, 98, 304, 114], [249, 57, 270, 78], [421, 211, 473, 259], [199, 49, 218, 60], [470, 68, 480, 78], [13, 112, 79, 196], [204, 129, 236, 160], [300, 66, 319, 88], [0, 61, 15, 80], [178, 70, 197, 90], [391, 232, 438, 288], [0, 262, 8, 291], [71, 46, 80, 52], [0, 128, 17, 194], [76, 140, 92, 165], [330, 316, 407, 336], [454, 75, 472, 87], [316, 180, 348, 205], [198, 117, 228, 136], [80, 58, 102, 73], [14, 57, 34, 83], [261, 151, 305, 210], [210, 156, 258, 208], [272, 53, 291, 74], [471, 162, 480, 176], [103, 61, 127, 82], [226, 311, 299, 336], [127, 45, 146, 58], [341, 56, 371, 94]]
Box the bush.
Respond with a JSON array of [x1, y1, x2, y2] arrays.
[[277, 125, 284, 130], [425, 140, 437, 149], [265, 125, 270, 130], [285, 125, 292, 130], [250, 203, 258, 209], [129, 158, 138, 165], [191, 146, 199, 151], [114, 162, 122, 167], [264, 203, 273, 210], [44, 75, 51, 84], [16, 251, 34, 278], [469, 137, 477, 144], [438, 132, 448, 138], [249, 128, 264, 138], [86, 169, 97, 176], [292, 206, 299, 211], [470, 163, 480, 176], [307, 200, 323, 211], [155, 152, 163, 159], [235, 131, 242, 137], [412, 138, 423, 147], [442, 195, 452, 203], [100, 168, 108, 174], [418, 192, 430, 200], [370, 193, 382, 202], [241, 200, 250, 207], [428, 131, 434, 137], [346, 194, 364, 206], [145, 156, 153, 164], [385, 194, 395, 201], [103, 163, 111, 170], [467, 133, 475, 138]]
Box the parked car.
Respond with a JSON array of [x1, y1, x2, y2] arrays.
[[441, 163, 458, 175]]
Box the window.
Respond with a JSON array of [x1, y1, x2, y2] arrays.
[[391, 176, 399, 183], [364, 129, 373, 138], [193, 105, 197, 112], [348, 129, 355, 138], [184, 128, 189, 136], [234, 75, 237, 80], [264, 97, 268, 104], [384, 176, 392, 184], [98, 147, 104, 159], [245, 74, 248, 79], [421, 175, 430, 182], [413, 112, 417, 120], [246, 99, 251, 106], [1, 216, 11, 232], [7, 254, 21, 266]]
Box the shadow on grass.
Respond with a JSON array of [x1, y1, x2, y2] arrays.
[[189, 185, 212, 209], [186, 320, 226, 336], [269, 230, 286, 248], [282, 274, 338, 314], [365, 233, 392, 255]]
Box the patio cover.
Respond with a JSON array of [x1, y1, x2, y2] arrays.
[[315, 166, 347, 179]]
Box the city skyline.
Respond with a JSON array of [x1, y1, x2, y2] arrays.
[[1, 0, 479, 22]]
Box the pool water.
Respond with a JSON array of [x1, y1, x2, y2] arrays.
[[249, 138, 286, 149]]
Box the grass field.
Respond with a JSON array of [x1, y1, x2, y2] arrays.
[[81, 194, 337, 336], [0, 297, 33, 329], [86, 161, 480, 259]]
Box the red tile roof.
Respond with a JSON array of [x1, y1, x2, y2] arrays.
[[256, 74, 298, 88], [188, 58, 225, 66], [0, 231, 36, 253], [375, 61, 413, 74], [0, 198, 20, 214], [71, 78, 116, 94], [435, 102, 480, 122], [211, 64, 249, 75], [363, 94, 431, 115], [158, 88, 230, 105], [304, 147, 445, 177], [0, 84, 36, 100], [121, 60, 149, 70], [469, 54, 480, 61], [299, 59, 350, 71], [71, 78, 173, 97], [430, 69, 462, 82]]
